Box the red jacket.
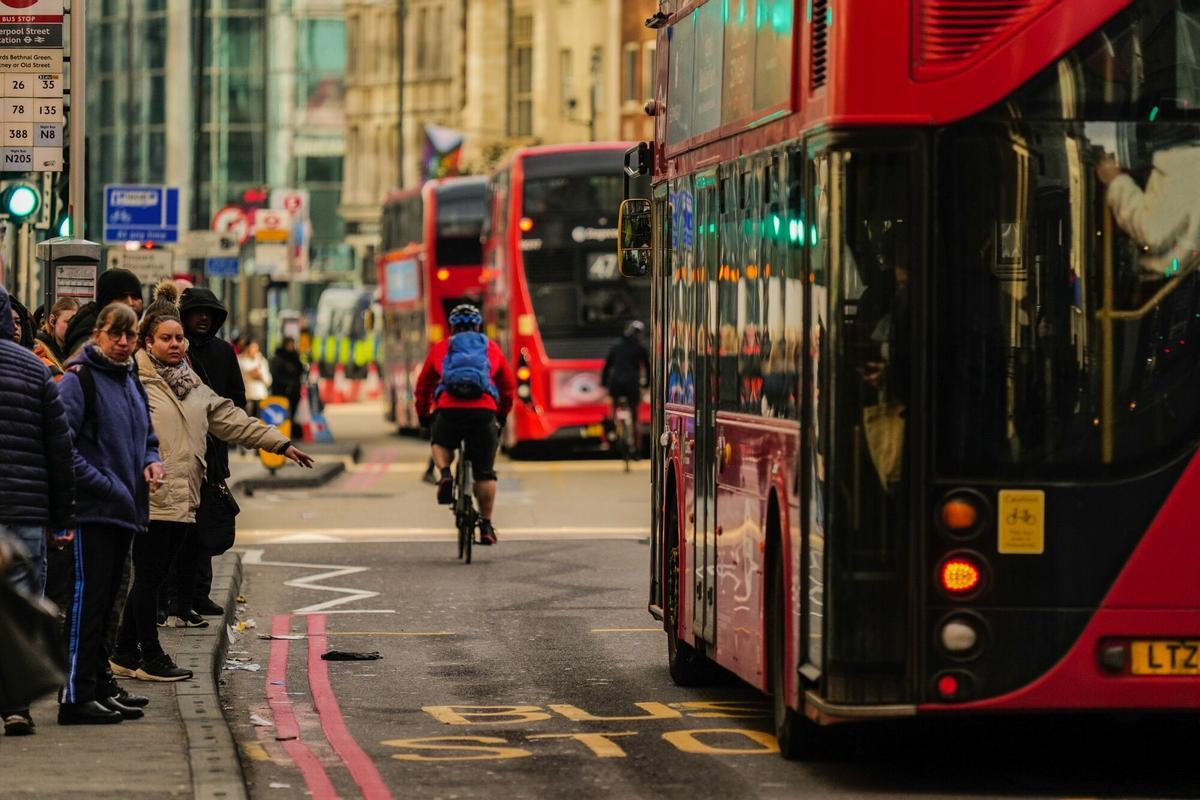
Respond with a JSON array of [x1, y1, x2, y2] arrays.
[[415, 337, 515, 419]]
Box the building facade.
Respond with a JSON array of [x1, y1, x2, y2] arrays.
[[340, 0, 629, 273], [87, 0, 348, 278], [619, 0, 657, 142]]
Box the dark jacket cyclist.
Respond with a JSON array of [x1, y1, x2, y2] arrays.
[[415, 304, 515, 545], [602, 320, 650, 445]]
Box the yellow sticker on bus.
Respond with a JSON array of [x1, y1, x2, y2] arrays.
[[997, 489, 1045, 554]]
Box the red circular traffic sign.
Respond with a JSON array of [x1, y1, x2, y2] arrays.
[[211, 205, 250, 245], [0, 1, 44, 9]]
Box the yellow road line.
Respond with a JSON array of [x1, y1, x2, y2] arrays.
[[591, 627, 663, 633]]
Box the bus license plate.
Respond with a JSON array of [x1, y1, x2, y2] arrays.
[[1130, 641, 1200, 675]]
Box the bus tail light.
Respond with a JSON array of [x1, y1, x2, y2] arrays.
[[937, 490, 987, 538], [940, 620, 978, 653], [437, 268, 450, 281], [519, 216, 535, 232], [933, 671, 973, 701], [516, 349, 534, 405], [938, 554, 985, 597]]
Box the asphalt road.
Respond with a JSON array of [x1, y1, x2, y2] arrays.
[[219, 405, 1200, 800]]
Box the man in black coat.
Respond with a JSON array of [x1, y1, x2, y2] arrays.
[[169, 287, 246, 619], [0, 284, 76, 735], [269, 336, 306, 423]]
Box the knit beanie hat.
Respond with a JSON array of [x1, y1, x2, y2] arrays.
[[97, 268, 143, 309]]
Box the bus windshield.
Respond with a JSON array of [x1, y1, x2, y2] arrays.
[[435, 181, 486, 266], [519, 152, 649, 352], [935, 0, 1200, 478]]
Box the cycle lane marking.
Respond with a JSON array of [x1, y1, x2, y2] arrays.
[[265, 613, 339, 799], [307, 613, 393, 800]]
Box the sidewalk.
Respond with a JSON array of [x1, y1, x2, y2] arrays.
[[0, 553, 246, 800], [228, 441, 360, 496]]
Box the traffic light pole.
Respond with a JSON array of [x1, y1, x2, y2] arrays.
[[69, 0, 87, 233]]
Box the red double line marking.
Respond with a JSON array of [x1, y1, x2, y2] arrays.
[[265, 614, 392, 799], [308, 615, 392, 799], [266, 614, 338, 799]]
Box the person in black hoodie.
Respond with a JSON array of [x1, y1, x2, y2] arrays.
[[168, 287, 246, 620], [62, 268, 144, 360]]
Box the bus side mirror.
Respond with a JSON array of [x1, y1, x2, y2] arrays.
[[618, 198, 652, 278]]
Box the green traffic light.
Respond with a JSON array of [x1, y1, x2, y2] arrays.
[[4, 184, 39, 219], [57, 215, 71, 237]]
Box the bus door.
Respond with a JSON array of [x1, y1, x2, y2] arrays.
[[692, 170, 720, 645], [649, 181, 671, 612]]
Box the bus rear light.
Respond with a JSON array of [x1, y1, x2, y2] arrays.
[[437, 268, 450, 281], [519, 217, 535, 232], [517, 384, 532, 400], [1099, 643, 1127, 674], [940, 620, 978, 653], [516, 366, 532, 381], [933, 671, 973, 701], [939, 556, 983, 596], [940, 498, 978, 531]]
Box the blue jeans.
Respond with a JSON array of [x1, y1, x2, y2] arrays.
[[2, 524, 46, 719], [4, 524, 46, 597]]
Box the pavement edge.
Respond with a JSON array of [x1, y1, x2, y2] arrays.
[[169, 551, 248, 800]]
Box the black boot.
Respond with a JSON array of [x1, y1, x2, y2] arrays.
[[58, 701, 123, 725], [99, 696, 145, 720]]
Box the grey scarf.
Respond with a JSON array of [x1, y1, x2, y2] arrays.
[[149, 352, 202, 400]]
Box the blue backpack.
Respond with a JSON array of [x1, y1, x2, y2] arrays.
[[437, 332, 498, 401]]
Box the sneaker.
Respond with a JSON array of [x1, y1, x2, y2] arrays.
[[436, 475, 454, 505], [109, 652, 141, 679], [135, 654, 193, 682], [109, 687, 149, 708], [421, 470, 439, 485], [193, 597, 224, 616], [3, 712, 34, 736], [170, 610, 210, 628], [479, 520, 497, 546]]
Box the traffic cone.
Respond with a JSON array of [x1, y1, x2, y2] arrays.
[[362, 362, 383, 401], [331, 364, 350, 404], [295, 383, 314, 442]]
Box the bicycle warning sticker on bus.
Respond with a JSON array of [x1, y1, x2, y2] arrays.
[[997, 490, 1045, 555]]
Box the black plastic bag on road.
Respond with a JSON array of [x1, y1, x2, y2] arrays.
[[321, 650, 382, 661]]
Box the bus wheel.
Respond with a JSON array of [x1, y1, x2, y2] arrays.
[[769, 538, 816, 759], [665, 497, 717, 686]]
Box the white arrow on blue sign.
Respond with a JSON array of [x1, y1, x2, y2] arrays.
[[103, 184, 181, 244]]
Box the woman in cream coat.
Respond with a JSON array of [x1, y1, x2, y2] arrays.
[[110, 283, 313, 683]]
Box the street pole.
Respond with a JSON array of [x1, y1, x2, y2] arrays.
[[69, 0, 87, 236], [397, 0, 406, 189]]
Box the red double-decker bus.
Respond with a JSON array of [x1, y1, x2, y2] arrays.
[[483, 143, 650, 452], [626, 0, 1200, 757], [378, 176, 488, 431]]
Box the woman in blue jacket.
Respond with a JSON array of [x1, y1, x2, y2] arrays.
[[56, 302, 164, 726]]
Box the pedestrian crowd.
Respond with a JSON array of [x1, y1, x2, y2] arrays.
[[0, 270, 312, 733]]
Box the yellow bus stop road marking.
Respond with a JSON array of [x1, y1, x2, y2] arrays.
[[591, 628, 663, 633]]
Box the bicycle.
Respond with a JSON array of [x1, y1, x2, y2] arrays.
[[453, 437, 478, 563], [612, 398, 636, 473]]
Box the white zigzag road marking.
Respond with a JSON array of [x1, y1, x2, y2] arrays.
[[240, 548, 396, 615]]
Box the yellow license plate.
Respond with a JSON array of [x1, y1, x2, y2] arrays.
[[584, 424, 606, 438], [1130, 641, 1200, 675]]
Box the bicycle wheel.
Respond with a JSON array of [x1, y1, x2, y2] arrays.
[[454, 443, 469, 560], [463, 503, 474, 564]]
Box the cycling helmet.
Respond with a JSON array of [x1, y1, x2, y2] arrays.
[[624, 320, 646, 338], [448, 303, 483, 331]]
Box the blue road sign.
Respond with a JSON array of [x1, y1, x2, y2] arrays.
[[206, 257, 239, 278], [260, 402, 288, 427], [103, 185, 180, 244]]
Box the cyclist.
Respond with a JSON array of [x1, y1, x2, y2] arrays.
[[601, 320, 651, 452], [415, 304, 514, 546]]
